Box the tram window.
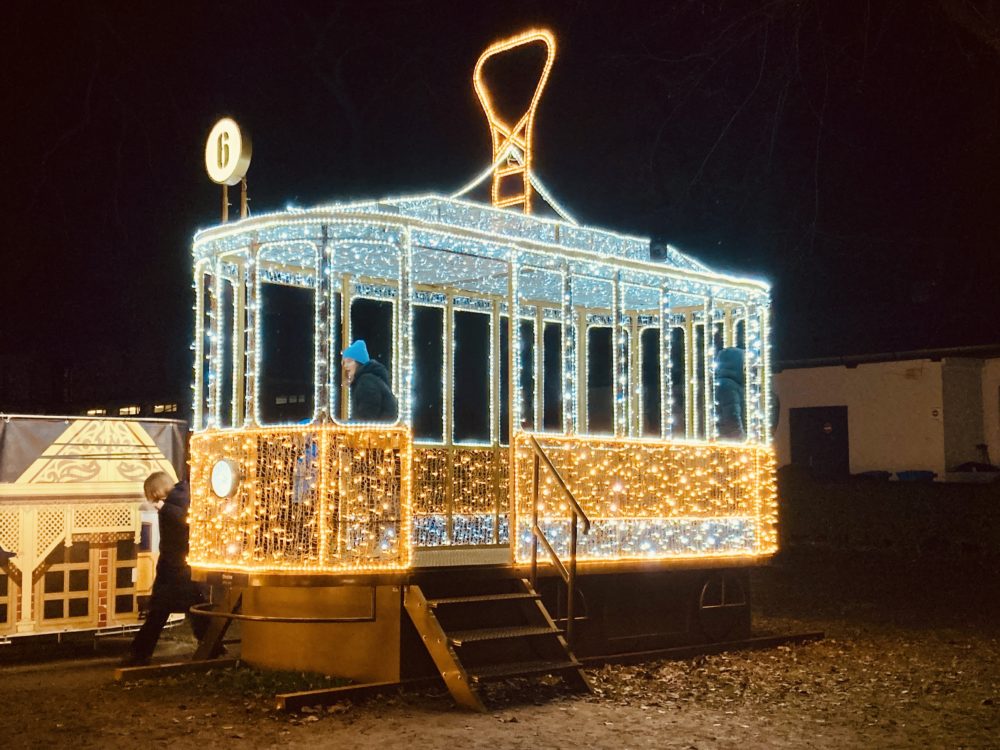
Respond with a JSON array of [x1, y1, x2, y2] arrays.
[[199, 272, 213, 429], [671, 327, 686, 436], [586, 327, 613, 434], [694, 324, 707, 439], [453, 310, 490, 443], [218, 279, 235, 427], [620, 332, 631, 431], [519, 320, 535, 430], [259, 283, 315, 424], [412, 305, 444, 441], [641, 328, 661, 437], [736, 318, 747, 350], [330, 292, 342, 418], [542, 323, 563, 431], [713, 321, 725, 353], [350, 298, 394, 387], [499, 318, 509, 445]]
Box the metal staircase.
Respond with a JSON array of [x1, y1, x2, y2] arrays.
[[404, 577, 591, 712]]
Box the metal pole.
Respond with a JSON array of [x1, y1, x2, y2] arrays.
[[530, 451, 539, 588], [222, 184, 229, 223], [567, 510, 577, 646]]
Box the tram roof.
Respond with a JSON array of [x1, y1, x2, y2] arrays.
[[192, 194, 770, 296]]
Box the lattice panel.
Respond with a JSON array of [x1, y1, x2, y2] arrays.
[[189, 425, 411, 573], [74, 504, 136, 533], [412, 445, 509, 547], [0, 510, 18, 556], [35, 509, 66, 560], [513, 434, 778, 562], [413, 448, 448, 515]]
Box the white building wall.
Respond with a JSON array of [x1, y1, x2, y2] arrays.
[[983, 358, 1000, 466], [774, 360, 946, 475]]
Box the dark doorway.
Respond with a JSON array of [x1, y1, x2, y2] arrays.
[[789, 405, 850, 478]]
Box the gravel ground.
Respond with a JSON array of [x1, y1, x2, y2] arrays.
[[2, 552, 998, 749]]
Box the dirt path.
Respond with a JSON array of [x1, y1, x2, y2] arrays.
[[3, 555, 999, 749]]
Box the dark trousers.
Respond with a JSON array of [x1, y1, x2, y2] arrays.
[[129, 566, 209, 660], [130, 604, 210, 661]]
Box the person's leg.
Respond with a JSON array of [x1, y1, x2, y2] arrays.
[[188, 607, 211, 644], [127, 605, 170, 664]]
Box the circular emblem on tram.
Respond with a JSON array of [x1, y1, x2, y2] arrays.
[[204, 117, 252, 185], [210, 458, 241, 498]]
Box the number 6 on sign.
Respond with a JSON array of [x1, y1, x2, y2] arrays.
[[205, 118, 252, 186]]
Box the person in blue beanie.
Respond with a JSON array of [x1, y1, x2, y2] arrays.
[[714, 347, 746, 441], [342, 339, 398, 422]]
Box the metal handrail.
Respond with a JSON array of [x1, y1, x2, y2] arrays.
[[527, 434, 591, 533], [526, 434, 591, 646]]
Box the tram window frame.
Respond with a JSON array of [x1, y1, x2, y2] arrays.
[[345, 296, 396, 423], [671, 326, 687, 437], [542, 322, 563, 431], [452, 309, 491, 444], [198, 269, 213, 430], [499, 316, 510, 445], [640, 327, 661, 437], [735, 317, 747, 350], [517, 318, 535, 431], [258, 279, 318, 426], [411, 303, 445, 442], [218, 277, 237, 428], [329, 291, 343, 420], [586, 326, 614, 435], [693, 322, 707, 439]]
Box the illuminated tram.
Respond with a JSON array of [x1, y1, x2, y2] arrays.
[[187, 29, 778, 708]]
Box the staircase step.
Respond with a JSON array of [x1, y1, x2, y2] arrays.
[[449, 625, 560, 646], [469, 658, 583, 683], [427, 592, 540, 608]]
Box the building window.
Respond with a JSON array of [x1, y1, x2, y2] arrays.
[[38, 542, 92, 622], [85, 408, 107, 416], [118, 405, 140, 416], [0, 566, 13, 632], [112, 538, 138, 617], [153, 403, 178, 414]]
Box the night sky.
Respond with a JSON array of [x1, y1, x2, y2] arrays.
[[3, 1, 999, 408]]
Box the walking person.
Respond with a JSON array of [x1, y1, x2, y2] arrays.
[[122, 471, 209, 666]]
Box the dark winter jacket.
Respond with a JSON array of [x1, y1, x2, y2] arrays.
[[157, 481, 191, 569], [151, 481, 201, 611], [715, 347, 746, 440], [350, 360, 398, 422]]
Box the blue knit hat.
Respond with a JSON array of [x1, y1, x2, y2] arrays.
[[342, 339, 370, 365]]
